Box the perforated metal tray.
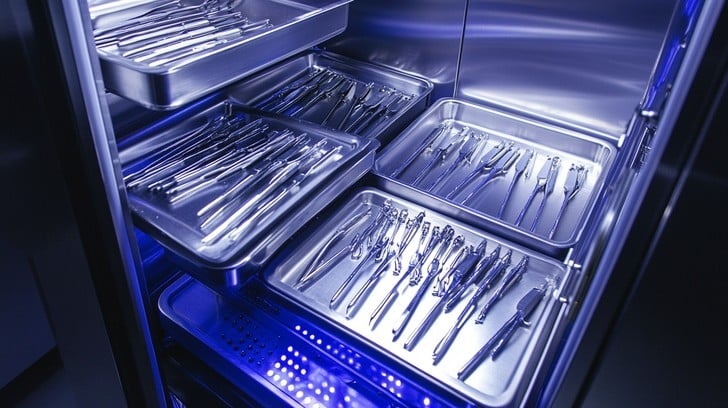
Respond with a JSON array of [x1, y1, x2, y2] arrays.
[[157, 274, 402, 407]]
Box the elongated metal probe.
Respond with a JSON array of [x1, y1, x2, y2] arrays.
[[295, 207, 371, 286], [423, 129, 476, 192], [393, 211, 425, 275], [336, 82, 373, 130], [461, 148, 518, 204], [432, 250, 511, 363], [368, 222, 434, 327], [391, 227, 456, 340], [497, 149, 533, 219], [411, 132, 465, 186], [402, 244, 488, 350], [390, 123, 453, 178], [444, 142, 511, 200], [529, 157, 560, 232], [547, 164, 587, 239], [514, 157, 553, 227], [345, 249, 396, 318], [457, 286, 545, 380], [321, 80, 357, 126], [475, 256, 528, 323], [329, 237, 390, 309]]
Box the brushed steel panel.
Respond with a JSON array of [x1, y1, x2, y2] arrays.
[[457, 0, 678, 139], [324, 0, 467, 100]]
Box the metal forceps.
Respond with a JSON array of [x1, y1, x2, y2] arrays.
[[460, 147, 519, 205], [411, 129, 467, 187], [93, 0, 220, 38], [402, 242, 486, 351], [457, 286, 546, 381], [475, 255, 528, 323], [226, 145, 342, 242], [431, 248, 511, 364], [528, 156, 560, 232], [200, 141, 325, 244], [269, 71, 338, 114], [335, 82, 374, 130], [391, 227, 458, 340], [293, 202, 387, 292], [321, 80, 357, 126], [440, 240, 492, 311], [196, 134, 310, 220], [497, 149, 534, 219], [514, 156, 559, 228], [345, 209, 409, 317], [390, 123, 453, 178], [295, 207, 372, 289], [289, 76, 349, 118], [444, 141, 512, 200], [393, 211, 426, 275], [343, 90, 392, 133], [368, 222, 435, 327], [352, 92, 411, 135], [547, 164, 587, 239], [256, 69, 329, 110], [329, 235, 390, 309], [423, 129, 478, 192]]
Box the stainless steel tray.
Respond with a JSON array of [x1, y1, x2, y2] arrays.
[[158, 274, 400, 407], [120, 99, 377, 271], [226, 50, 433, 144], [373, 98, 616, 257], [264, 188, 566, 406], [91, 0, 351, 110]]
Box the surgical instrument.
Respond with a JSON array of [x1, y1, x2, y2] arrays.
[[411, 129, 467, 186], [445, 141, 512, 200], [529, 157, 560, 232], [402, 242, 487, 351], [295, 207, 372, 287], [497, 149, 534, 219], [457, 286, 545, 381], [390, 123, 453, 178], [423, 129, 477, 192], [547, 164, 587, 239], [336, 82, 373, 130], [514, 156, 554, 227], [475, 255, 528, 323], [461, 148, 519, 205]]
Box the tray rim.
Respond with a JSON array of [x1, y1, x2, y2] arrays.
[[372, 96, 618, 256]]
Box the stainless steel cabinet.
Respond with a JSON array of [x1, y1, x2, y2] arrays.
[[4, 0, 726, 406]]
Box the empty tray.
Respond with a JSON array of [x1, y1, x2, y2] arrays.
[[264, 187, 567, 406], [226, 50, 433, 143], [158, 274, 404, 407], [120, 99, 377, 271], [90, 0, 351, 110], [373, 98, 616, 257]]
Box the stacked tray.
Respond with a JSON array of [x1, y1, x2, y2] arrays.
[[90, 0, 352, 109], [120, 99, 378, 271], [226, 50, 434, 143], [373, 98, 616, 257], [158, 275, 404, 408], [264, 188, 566, 406]]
